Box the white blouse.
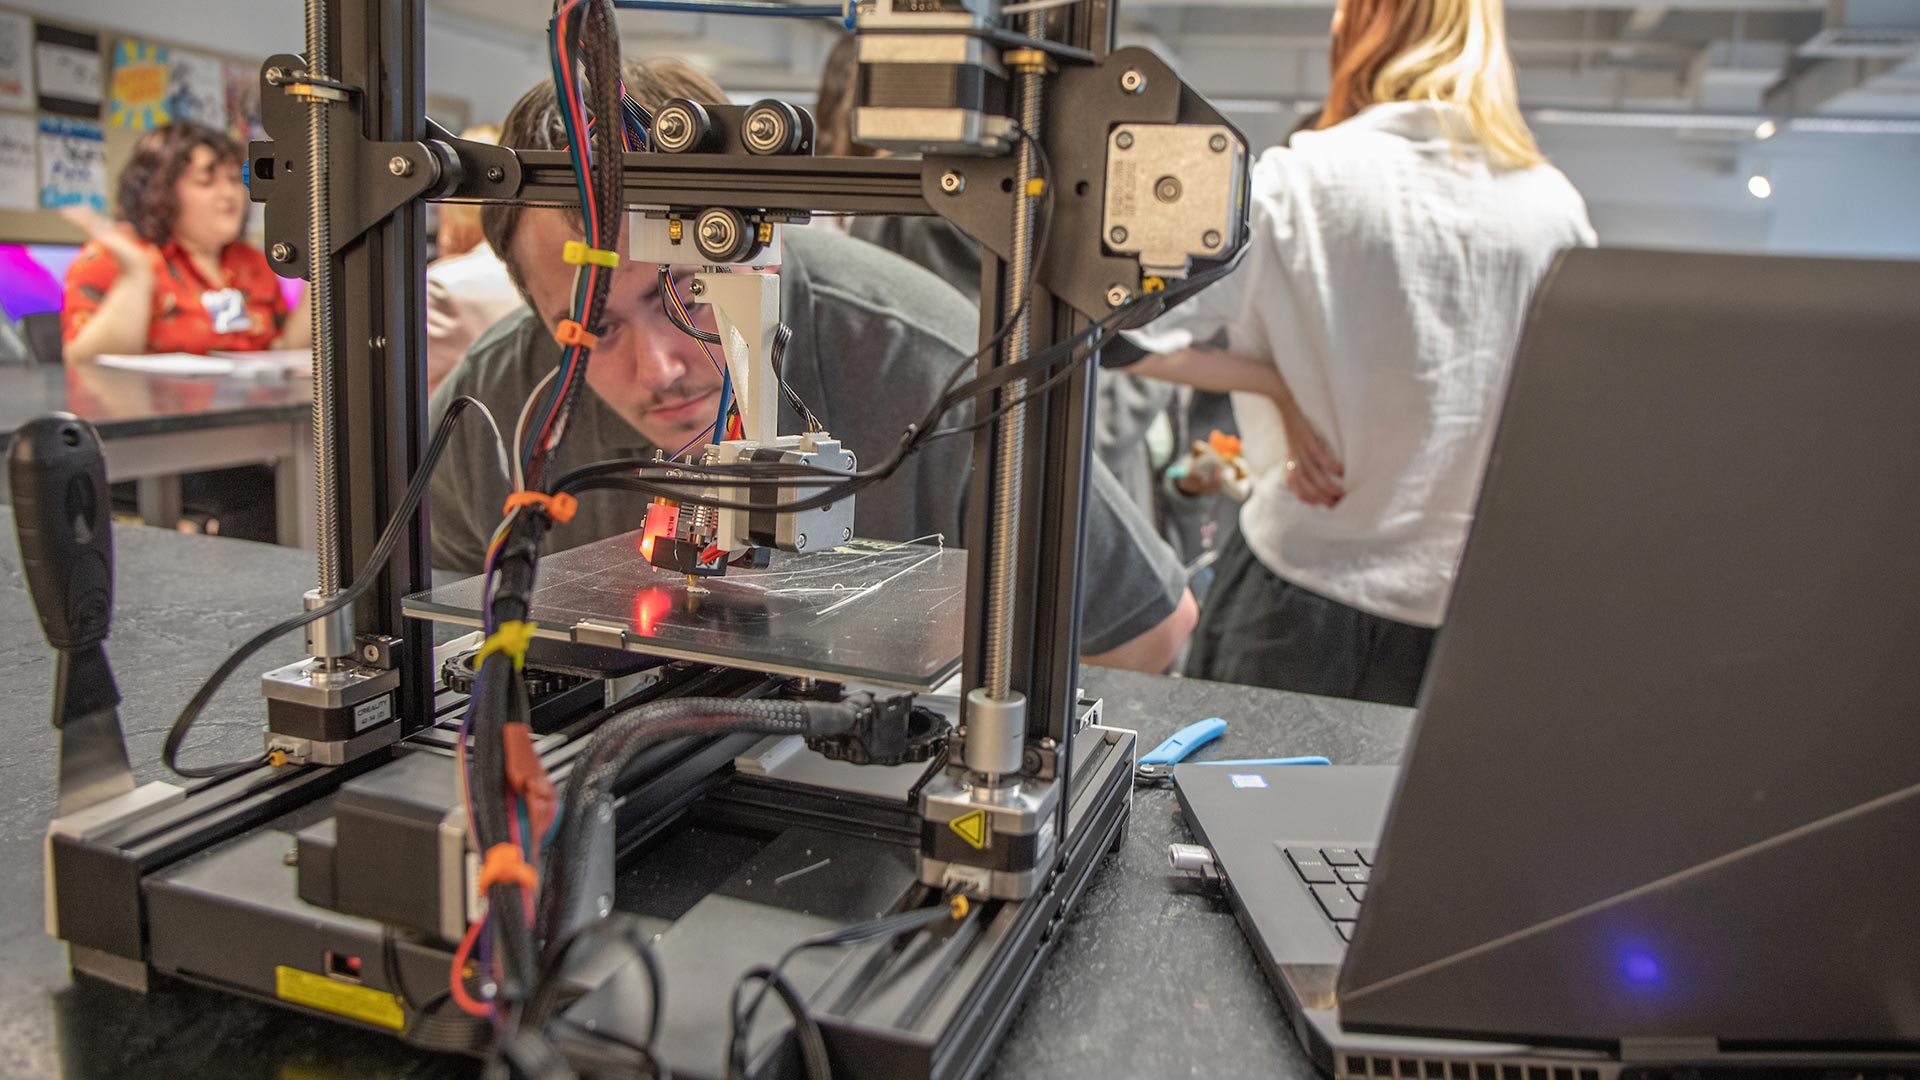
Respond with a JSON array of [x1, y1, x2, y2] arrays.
[[1127, 101, 1596, 627]]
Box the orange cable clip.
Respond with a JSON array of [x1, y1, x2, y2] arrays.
[[478, 842, 538, 892], [554, 319, 599, 349], [503, 490, 579, 523]]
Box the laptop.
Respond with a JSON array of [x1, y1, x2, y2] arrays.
[[1175, 248, 1920, 1078]]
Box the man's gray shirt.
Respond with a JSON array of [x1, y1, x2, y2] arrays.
[[427, 227, 1186, 654]]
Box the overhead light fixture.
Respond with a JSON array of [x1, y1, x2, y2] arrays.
[[1748, 175, 1773, 199], [1754, 120, 1777, 140]]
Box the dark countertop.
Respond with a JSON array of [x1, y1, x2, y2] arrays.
[[0, 513, 1412, 1080], [0, 363, 309, 439]]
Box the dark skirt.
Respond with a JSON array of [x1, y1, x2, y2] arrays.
[[1185, 532, 1437, 707]]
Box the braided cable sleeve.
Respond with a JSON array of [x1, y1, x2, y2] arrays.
[[534, 698, 858, 956]]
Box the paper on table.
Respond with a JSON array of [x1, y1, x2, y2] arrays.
[[212, 349, 312, 375], [99, 353, 238, 376]]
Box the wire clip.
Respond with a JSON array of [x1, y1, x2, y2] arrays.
[[476, 620, 539, 671], [503, 490, 578, 524], [562, 241, 621, 268], [478, 842, 539, 891], [554, 319, 599, 349]]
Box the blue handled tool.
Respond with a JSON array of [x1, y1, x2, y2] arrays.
[[1137, 717, 1226, 767], [1135, 719, 1330, 783], [1198, 756, 1331, 767]]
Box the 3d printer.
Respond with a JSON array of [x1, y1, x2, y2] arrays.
[[26, 0, 1250, 1075]]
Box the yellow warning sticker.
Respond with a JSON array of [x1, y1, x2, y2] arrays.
[[950, 809, 988, 850], [275, 965, 405, 1030]]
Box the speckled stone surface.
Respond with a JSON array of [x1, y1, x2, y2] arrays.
[[0, 512, 1412, 1079]]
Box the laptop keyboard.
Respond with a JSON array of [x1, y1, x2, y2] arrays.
[[1280, 844, 1376, 941]]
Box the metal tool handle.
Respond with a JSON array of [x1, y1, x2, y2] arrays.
[[8, 414, 114, 651]]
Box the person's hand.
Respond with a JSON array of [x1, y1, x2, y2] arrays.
[[62, 208, 151, 278], [1274, 391, 1344, 507]]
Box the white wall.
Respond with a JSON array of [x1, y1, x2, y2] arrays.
[[1532, 124, 1920, 260], [1752, 134, 1920, 260]]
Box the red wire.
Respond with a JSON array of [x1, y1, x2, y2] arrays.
[[448, 915, 491, 1017]]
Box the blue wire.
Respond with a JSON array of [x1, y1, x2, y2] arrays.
[[668, 419, 717, 461], [713, 365, 733, 444]]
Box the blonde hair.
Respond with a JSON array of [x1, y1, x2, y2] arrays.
[[1319, 0, 1544, 170]]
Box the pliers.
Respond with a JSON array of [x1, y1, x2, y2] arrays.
[[1134, 717, 1330, 784]]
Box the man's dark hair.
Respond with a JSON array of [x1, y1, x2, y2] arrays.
[[482, 58, 727, 303], [116, 121, 244, 245]]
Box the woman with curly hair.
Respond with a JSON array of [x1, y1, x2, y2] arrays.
[[61, 120, 311, 365]]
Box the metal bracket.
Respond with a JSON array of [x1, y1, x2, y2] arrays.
[[248, 54, 523, 280], [921, 46, 1249, 320]]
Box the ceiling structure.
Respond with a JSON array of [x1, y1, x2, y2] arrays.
[[426, 0, 1920, 126]]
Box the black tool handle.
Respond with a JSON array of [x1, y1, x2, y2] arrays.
[[9, 414, 114, 651]]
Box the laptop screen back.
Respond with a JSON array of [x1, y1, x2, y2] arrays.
[[1337, 248, 1920, 1049]]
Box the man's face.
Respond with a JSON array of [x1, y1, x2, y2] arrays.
[[510, 208, 725, 451]]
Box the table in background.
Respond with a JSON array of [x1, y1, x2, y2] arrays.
[[0, 514, 1414, 1080], [0, 363, 314, 548]]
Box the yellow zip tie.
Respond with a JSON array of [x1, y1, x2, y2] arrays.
[[562, 240, 621, 268], [1025, 178, 1046, 197], [477, 620, 538, 671]]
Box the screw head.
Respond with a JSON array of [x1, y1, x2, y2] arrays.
[[841, 527, 853, 541], [1209, 133, 1229, 152], [795, 533, 807, 549], [1115, 131, 1134, 150], [282, 849, 299, 866], [1109, 226, 1129, 244], [388, 155, 412, 176], [689, 278, 704, 296], [1119, 69, 1146, 94], [1106, 285, 1130, 307], [265, 67, 286, 86], [940, 170, 965, 194], [270, 242, 294, 263], [1203, 229, 1222, 248], [485, 165, 505, 183]]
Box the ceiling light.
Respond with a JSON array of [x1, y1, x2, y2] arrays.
[[1754, 120, 1777, 140], [1748, 175, 1773, 199]]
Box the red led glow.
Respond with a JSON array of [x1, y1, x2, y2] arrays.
[[633, 588, 671, 637]]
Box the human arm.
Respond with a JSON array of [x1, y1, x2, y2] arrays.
[[1083, 587, 1198, 674], [1075, 460, 1196, 673], [59, 208, 156, 365], [272, 282, 313, 350], [1133, 347, 1344, 507]]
